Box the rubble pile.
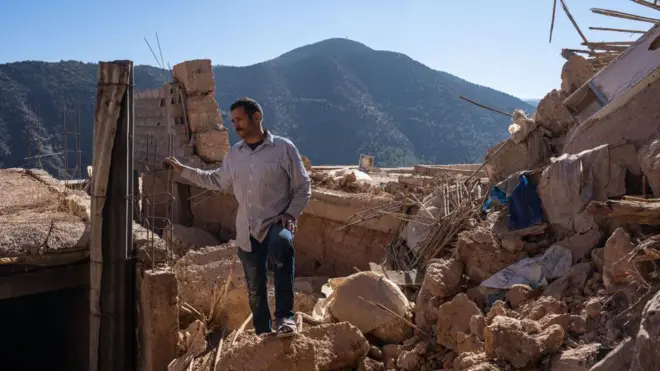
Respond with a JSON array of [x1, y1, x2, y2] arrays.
[[164, 28, 660, 371]]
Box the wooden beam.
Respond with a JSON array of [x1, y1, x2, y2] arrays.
[[591, 8, 660, 23], [589, 26, 646, 34], [586, 199, 660, 224], [549, 0, 558, 43], [458, 95, 513, 118], [0, 263, 88, 300], [560, 0, 591, 46], [631, 0, 660, 12]]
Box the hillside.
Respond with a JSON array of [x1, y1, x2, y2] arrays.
[[0, 38, 533, 174]]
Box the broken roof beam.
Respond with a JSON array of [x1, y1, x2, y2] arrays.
[[589, 26, 647, 34], [581, 42, 633, 51], [591, 8, 660, 23], [631, 0, 660, 12], [561, 0, 591, 46]]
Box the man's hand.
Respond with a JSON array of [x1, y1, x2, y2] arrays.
[[278, 214, 297, 234], [163, 157, 184, 173]]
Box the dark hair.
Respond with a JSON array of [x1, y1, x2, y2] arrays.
[[230, 97, 263, 121]]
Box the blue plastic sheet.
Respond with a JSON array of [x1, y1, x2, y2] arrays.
[[483, 172, 544, 231]]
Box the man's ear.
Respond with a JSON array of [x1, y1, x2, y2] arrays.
[[252, 111, 262, 124]]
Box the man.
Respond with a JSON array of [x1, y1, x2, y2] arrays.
[[164, 97, 311, 337]]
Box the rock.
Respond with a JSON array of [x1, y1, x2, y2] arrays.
[[164, 224, 221, 256], [173, 59, 215, 95], [194, 128, 231, 163], [470, 315, 487, 340], [453, 352, 492, 371], [466, 286, 504, 312], [357, 357, 384, 371], [185, 94, 223, 133], [603, 228, 638, 288], [539, 313, 585, 334], [218, 322, 369, 371], [436, 294, 483, 351], [585, 299, 602, 319], [535, 89, 574, 135], [456, 332, 485, 355], [521, 319, 542, 334], [539, 313, 571, 331], [631, 291, 660, 370], [484, 316, 564, 368], [382, 344, 402, 370], [550, 343, 601, 371], [420, 258, 464, 298], [330, 272, 410, 343], [486, 300, 519, 321], [518, 296, 567, 321], [453, 352, 499, 371], [561, 55, 596, 94], [506, 284, 535, 309], [397, 350, 421, 370], [457, 228, 527, 282], [638, 138, 660, 197], [415, 258, 464, 333], [370, 314, 413, 344]]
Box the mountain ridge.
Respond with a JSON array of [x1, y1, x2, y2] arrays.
[[0, 38, 533, 174]]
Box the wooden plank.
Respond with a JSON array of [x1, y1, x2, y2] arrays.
[[586, 199, 660, 224], [591, 8, 660, 23], [0, 263, 88, 300]]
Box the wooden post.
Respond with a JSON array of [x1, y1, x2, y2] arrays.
[[89, 60, 136, 371]]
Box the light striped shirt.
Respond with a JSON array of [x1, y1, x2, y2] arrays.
[[180, 130, 311, 252]]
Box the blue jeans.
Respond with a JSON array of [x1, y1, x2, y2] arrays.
[[237, 223, 295, 335]]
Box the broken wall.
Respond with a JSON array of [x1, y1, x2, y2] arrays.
[[188, 186, 397, 276]]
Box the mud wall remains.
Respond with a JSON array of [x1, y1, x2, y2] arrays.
[[188, 186, 398, 277]]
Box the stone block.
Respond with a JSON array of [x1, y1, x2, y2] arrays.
[[173, 59, 215, 95], [185, 94, 223, 133], [194, 128, 230, 162], [138, 269, 179, 371]]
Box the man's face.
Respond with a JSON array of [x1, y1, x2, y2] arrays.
[[231, 106, 258, 139]]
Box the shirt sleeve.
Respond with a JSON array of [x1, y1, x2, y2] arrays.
[[284, 143, 311, 220], [179, 151, 233, 191]]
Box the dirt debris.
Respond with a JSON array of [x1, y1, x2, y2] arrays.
[[484, 316, 564, 368], [214, 322, 369, 371], [436, 293, 483, 351]]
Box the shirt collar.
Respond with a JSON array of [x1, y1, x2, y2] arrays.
[[239, 129, 274, 149]]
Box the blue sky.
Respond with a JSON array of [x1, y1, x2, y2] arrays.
[[1, 0, 657, 98]]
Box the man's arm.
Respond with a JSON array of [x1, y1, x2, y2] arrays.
[[283, 143, 311, 220], [175, 152, 233, 191]]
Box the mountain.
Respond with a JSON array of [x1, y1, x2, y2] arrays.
[[524, 99, 541, 107], [0, 38, 533, 174]]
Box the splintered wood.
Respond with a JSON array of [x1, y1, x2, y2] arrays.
[[407, 179, 486, 270]]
